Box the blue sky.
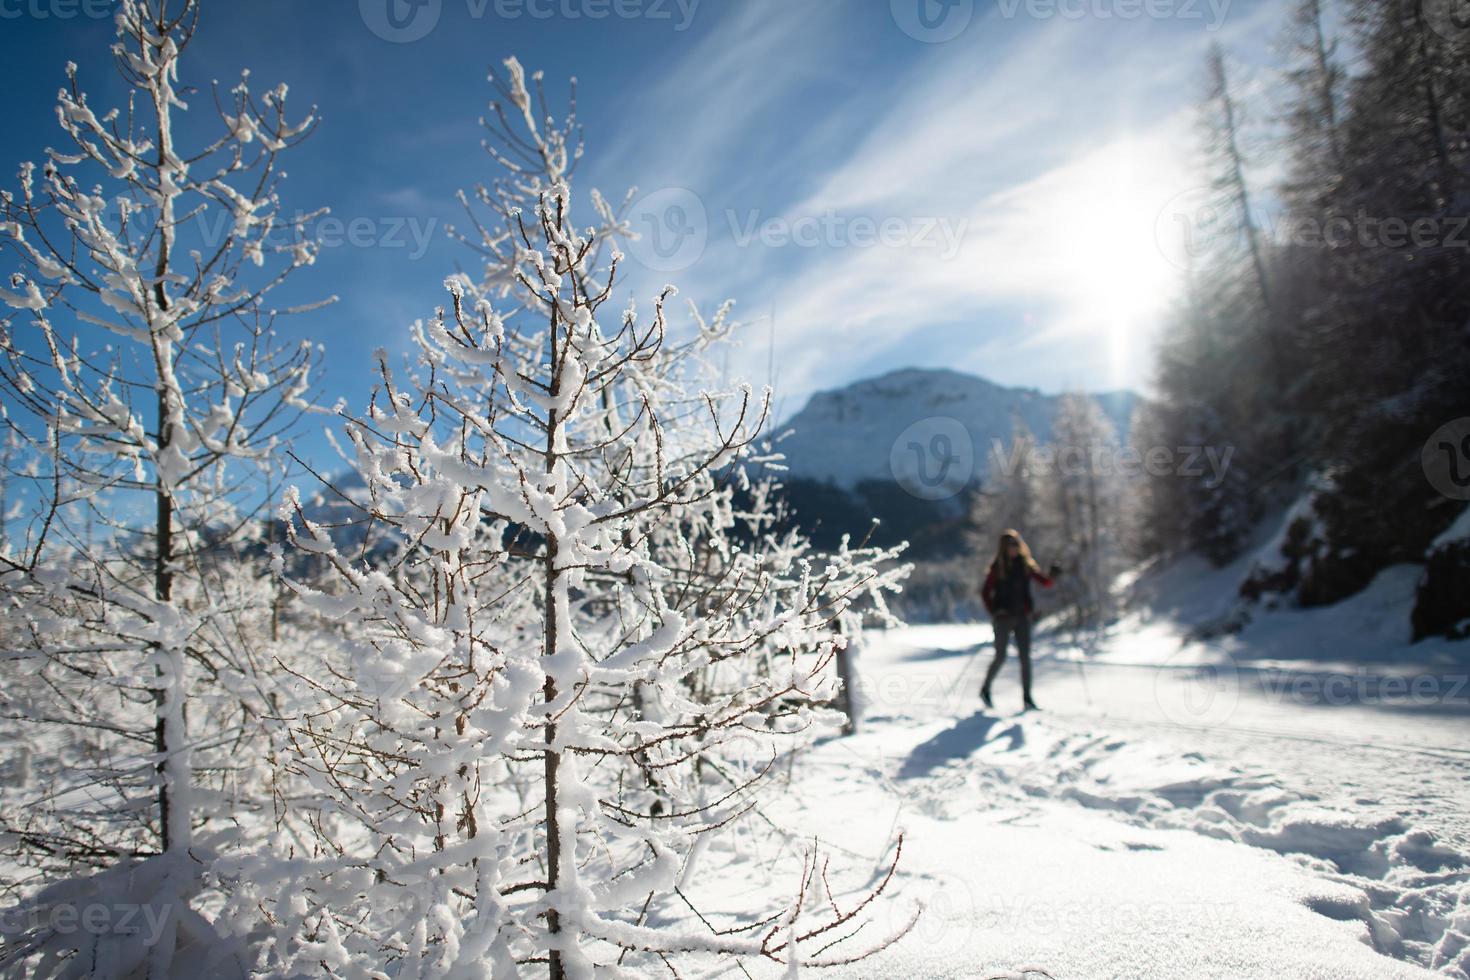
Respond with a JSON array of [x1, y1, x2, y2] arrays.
[[0, 0, 1284, 458]]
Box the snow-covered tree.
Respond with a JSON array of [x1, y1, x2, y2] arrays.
[[248, 60, 909, 978], [969, 416, 1046, 542], [967, 417, 1049, 602], [1044, 393, 1126, 624], [0, 1, 330, 971], [451, 57, 904, 739]]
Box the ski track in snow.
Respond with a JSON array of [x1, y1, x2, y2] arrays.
[[725, 618, 1470, 979]]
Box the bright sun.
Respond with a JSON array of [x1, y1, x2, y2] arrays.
[[1037, 133, 1190, 386]]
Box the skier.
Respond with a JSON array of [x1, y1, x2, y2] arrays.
[[979, 529, 1062, 711]]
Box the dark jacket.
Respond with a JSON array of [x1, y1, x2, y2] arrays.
[[981, 558, 1055, 617]]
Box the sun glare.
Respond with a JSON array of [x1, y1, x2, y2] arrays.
[[1047, 134, 1189, 386]]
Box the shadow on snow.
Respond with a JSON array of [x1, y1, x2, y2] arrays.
[[897, 711, 1025, 780]]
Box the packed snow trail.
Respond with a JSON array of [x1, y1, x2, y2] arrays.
[[697, 609, 1469, 979]]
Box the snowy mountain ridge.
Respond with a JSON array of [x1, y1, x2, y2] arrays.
[[773, 367, 1139, 490]]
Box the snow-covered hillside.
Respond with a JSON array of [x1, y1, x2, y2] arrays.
[[773, 367, 1138, 490]]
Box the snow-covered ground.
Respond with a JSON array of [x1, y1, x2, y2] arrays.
[[693, 562, 1470, 978], [6, 528, 1464, 977]]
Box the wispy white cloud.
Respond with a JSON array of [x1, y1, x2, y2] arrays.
[[597, 1, 1288, 414], [600, 0, 852, 190], [693, 19, 1211, 407]]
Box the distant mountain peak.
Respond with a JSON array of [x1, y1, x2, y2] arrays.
[[773, 367, 1138, 491]]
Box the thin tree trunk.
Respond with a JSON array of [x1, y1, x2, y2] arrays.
[[836, 647, 858, 736], [1410, 3, 1454, 203], [152, 78, 179, 849], [153, 419, 176, 850], [543, 317, 566, 980], [1085, 463, 1101, 622], [1209, 46, 1286, 391], [1305, 0, 1343, 169], [542, 545, 563, 980], [1212, 49, 1273, 317]]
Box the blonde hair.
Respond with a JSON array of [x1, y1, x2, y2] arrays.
[[992, 529, 1041, 576]]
